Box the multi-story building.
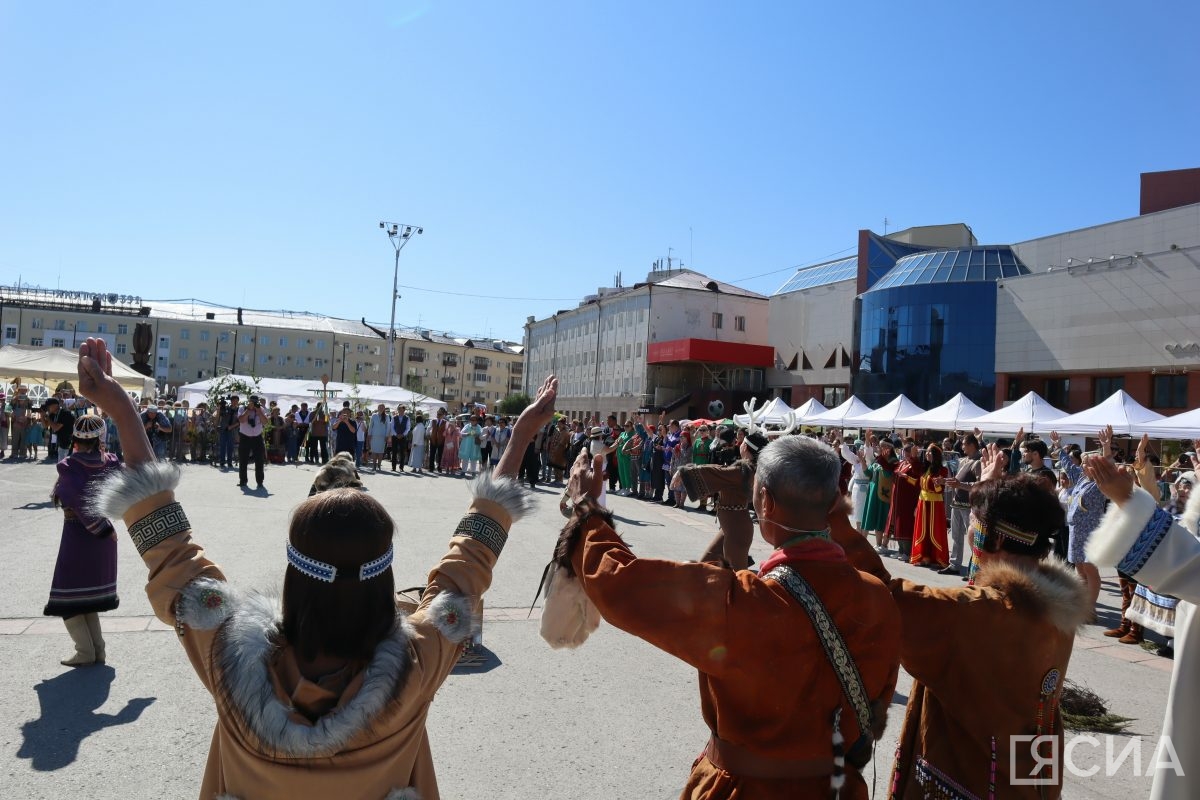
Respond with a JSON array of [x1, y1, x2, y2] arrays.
[[524, 268, 772, 420], [0, 292, 522, 409]]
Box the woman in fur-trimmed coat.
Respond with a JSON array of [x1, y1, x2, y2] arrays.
[[839, 467, 1090, 799], [75, 337, 558, 800]]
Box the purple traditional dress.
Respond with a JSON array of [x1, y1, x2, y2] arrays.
[[43, 450, 121, 617]]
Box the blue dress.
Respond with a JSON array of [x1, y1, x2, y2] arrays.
[[459, 423, 482, 462]]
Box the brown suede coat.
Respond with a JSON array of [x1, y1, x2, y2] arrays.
[[834, 523, 1089, 799], [572, 512, 901, 800]]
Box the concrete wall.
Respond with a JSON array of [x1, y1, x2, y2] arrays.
[[766, 278, 856, 399]]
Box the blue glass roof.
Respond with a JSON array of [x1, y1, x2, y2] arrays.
[[865, 234, 929, 289], [868, 247, 1029, 291], [774, 255, 858, 295]]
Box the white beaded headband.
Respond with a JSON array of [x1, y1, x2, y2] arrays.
[[286, 541, 393, 583]]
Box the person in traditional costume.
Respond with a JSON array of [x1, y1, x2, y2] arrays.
[[860, 439, 897, 552], [841, 437, 870, 524], [910, 444, 950, 568], [885, 443, 925, 560], [1050, 427, 1110, 619], [838, 446, 1089, 799], [1085, 453, 1198, 800], [544, 436, 901, 799], [459, 414, 483, 475], [441, 419, 462, 475], [44, 413, 122, 666], [76, 337, 556, 800], [672, 428, 772, 570]]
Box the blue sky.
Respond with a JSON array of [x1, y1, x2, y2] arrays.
[[2, 1, 1197, 342]]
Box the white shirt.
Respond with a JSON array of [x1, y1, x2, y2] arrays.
[[411, 421, 427, 447]]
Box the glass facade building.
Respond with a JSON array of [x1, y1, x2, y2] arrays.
[[854, 247, 1029, 410]]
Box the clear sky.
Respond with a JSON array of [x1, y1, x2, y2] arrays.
[[2, 1, 1197, 342]]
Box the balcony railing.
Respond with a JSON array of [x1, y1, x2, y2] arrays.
[[442, 355, 459, 367], [442, 375, 457, 385], [408, 352, 426, 362], [472, 358, 490, 370]]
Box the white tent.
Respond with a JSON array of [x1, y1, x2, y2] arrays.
[[894, 393, 989, 430], [843, 395, 925, 428], [732, 396, 796, 427], [177, 376, 447, 414], [791, 397, 828, 421], [0, 344, 151, 393], [805, 396, 874, 426], [966, 391, 1068, 435], [1139, 407, 1200, 438], [1049, 390, 1165, 436]]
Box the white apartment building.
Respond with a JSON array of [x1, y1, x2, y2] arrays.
[[524, 269, 771, 420]]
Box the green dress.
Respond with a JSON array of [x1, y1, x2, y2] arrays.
[[859, 458, 896, 531]]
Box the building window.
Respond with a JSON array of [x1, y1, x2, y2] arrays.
[[712, 312, 723, 329], [117, 324, 128, 335], [32, 318, 43, 329], [298, 339, 308, 349], [53, 319, 66, 330], [3, 326, 16, 340], [115, 343, 126, 354], [178, 348, 189, 359], [314, 358, 326, 368], [734, 316, 746, 332], [158, 336, 169, 349], [199, 330, 210, 341], [259, 335, 269, 346], [1093, 376, 1125, 403], [199, 349, 209, 361], [180, 329, 190, 340], [76, 321, 88, 332], [822, 386, 848, 407], [317, 340, 327, 350], [1043, 378, 1070, 409], [1153, 375, 1188, 409], [279, 337, 288, 347], [51, 337, 66, 347], [96, 323, 108, 334], [1006, 377, 1022, 402], [260, 355, 270, 364], [31, 337, 43, 347]]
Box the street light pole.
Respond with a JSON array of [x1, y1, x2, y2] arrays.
[[378, 221, 424, 387], [341, 342, 349, 382]]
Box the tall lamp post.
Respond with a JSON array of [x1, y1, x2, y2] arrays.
[[378, 221, 424, 387]]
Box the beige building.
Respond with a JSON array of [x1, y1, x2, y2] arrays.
[[0, 287, 522, 409]]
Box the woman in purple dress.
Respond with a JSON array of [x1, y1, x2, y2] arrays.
[[44, 413, 121, 666]]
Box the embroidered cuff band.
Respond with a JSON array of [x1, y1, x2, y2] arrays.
[[128, 502, 191, 555], [454, 513, 508, 557], [286, 541, 394, 583]]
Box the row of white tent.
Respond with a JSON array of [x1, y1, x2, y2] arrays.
[[734, 390, 1200, 438], [176, 376, 448, 415]]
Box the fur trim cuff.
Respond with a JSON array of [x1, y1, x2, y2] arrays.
[[90, 461, 181, 521], [384, 788, 421, 800], [1087, 487, 1158, 568], [467, 473, 533, 523], [427, 591, 480, 644], [1181, 481, 1200, 536], [177, 577, 235, 631], [540, 565, 602, 649]]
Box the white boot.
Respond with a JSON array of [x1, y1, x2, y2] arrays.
[[61, 615, 96, 667], [84, 613, 106, 665]]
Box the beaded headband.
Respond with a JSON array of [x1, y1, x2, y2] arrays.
[[978, 519, 1041, 547], [73, 413, 106, 440], [286, 541, 393, 583]]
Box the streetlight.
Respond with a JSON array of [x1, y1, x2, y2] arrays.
[[378, 221, 424, 387]]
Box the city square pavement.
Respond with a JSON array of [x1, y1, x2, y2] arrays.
[[0, 457, 1179, 799]]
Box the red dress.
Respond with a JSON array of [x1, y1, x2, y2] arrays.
[[910, 468, 949, 567], [886, 459, 925, 544]]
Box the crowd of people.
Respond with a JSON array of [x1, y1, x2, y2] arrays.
[[23, 344, 1200, 800]]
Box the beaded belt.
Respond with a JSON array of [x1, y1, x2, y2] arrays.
[[716, 503, 748, 512]]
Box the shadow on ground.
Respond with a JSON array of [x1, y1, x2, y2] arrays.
[[17, 665, 155, 771]]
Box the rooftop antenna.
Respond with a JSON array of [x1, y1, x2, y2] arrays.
[[668, 247, 674, 270], [884, 217, 890, 235]]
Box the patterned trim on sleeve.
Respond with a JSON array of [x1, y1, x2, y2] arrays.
[[454, 512, 508, 557], [678, 465, 710, 501], [1117, 508, 1175, 576], [128, 502, 191, 556]]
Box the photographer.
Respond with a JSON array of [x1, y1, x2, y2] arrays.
[[141, 405, 172, 460], [236, 395, 268, 489]]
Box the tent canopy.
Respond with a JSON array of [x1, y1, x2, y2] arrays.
[[177, 376, 447, 414], [791, 397, 828, 420], [0, 344, 150, 393], [966, 391, 1068, 435], [844, 395, 925, 428], [804, 396, 874, 426], [1049, 390, 1164, 435], [894, 392, 988, 430], [1140, 407, 1200, 438]]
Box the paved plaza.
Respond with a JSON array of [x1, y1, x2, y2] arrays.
[[0, 458, 1177, 799]]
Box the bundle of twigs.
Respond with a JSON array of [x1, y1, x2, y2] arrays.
[[1060, 680, 1134, 734]]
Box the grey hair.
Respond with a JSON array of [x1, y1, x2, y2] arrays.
[[756, 435, 842, 511]]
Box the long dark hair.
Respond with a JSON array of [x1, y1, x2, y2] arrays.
[[925, 443, 944, 473], [970, 474, 1061, 559], [282, 489, 396, 661]]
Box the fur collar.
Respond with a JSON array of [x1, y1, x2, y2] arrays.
[[974, 556, 1090, 635], [213, 586, 416, 758], [1181, 481, 1200, 536]]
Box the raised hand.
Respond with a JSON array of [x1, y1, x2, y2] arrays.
[[567, 449, 606, 504], [516, 375, 558, 432], [77, 338, 134, 415], [1098, 424, 1115, 459], [979, 442, 1008, 483], [1135, 433, 1149, 467], [1084, 455, 1134, 508], [1015, 426, 1025, 444]]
